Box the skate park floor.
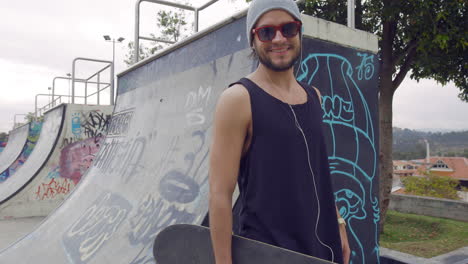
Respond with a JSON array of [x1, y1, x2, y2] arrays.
[[0, 216, 45, 250], [0, 216, 466, 264]]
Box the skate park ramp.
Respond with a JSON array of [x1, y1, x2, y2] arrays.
[[0, 121, 43, 182], [0, 104, 113, 219], [0, 124, 29, 176], [0, 105, 65, 216], [0, 11, 379, 264]]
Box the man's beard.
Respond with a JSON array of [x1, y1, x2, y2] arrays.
[[257, 45, 300, 72]]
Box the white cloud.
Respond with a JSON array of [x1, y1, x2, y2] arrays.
[[393, 78, 468, 131]]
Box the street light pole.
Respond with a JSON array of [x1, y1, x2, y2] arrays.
[[103, 35, 125, 70], [104, 35, 124, 104]]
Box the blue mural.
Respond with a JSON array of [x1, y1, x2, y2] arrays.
[[0, 121, 42, 181], [297, 45, 380, 264]]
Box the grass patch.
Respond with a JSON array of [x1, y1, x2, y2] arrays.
[[380, 210, 468, 258]]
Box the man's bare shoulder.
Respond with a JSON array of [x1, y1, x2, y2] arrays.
[[220, 83, 249, 103], [214, 84, 251, 126], [216, 84, 250, 112]]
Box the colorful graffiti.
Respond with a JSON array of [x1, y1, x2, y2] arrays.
[[34, 108, 111, 201], [297, 51, 379, 264], [0, 122, 42, 182], [35, 177, 74, 200], [0, 141, 6, 153], [59, 137, 103, 185]]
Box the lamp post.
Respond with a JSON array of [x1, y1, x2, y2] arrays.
[[66, 73, 72, 103], [48, 87, 52, 106], [103, 35, 125, 69]]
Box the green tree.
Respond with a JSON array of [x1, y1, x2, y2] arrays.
[[125, 9, 188, 66], [24, 112, 43, 123], [295, 0, 467, 233], [402, 174, 460, 200], [0, 132, 7, 141]]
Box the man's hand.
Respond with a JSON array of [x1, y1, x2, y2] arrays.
[[339, 223, 350, 264]]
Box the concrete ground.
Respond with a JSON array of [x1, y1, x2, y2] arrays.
[[0, 216, 466, 264], [0, 216, 45, 251]]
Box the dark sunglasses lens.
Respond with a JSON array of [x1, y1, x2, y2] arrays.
[[258, 26, 276, 41], [282, 22, 299, 38]]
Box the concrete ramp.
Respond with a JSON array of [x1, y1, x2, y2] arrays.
[[0, 104, 113, 219], [0, 13, 253, 263], [0, 11, 379, 264], [0, 121, 43, 181], [0, 124, 29, 176], [0, 105, 65, 215]]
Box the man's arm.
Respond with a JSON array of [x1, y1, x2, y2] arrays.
[[209, 85, 250, 264], [336, 206, 350, 264]]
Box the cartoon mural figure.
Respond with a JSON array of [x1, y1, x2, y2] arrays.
[[297, 53, 380, 264]]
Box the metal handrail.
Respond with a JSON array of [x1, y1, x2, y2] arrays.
[[52, 76, 111, 106], [35, 94, 84, 120], [134, 0, 219, 63], [72, 57, 114, 105]]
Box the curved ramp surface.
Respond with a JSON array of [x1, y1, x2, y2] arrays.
[[0, 122, 43, 181], [0, 104, 113, 219], [0, 105, 65, 212], [0, 14, 253, 263], [0, 124, 29, 176]]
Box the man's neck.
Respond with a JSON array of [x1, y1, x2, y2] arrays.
[[253, 64, 297, 92]]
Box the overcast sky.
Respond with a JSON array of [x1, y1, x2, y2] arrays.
[[1, 0, 467, 133]]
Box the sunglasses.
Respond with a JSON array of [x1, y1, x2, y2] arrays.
[[252, 21, 302, 42]]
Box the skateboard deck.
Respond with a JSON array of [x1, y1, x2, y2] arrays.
[[153, 224, 335, 264]]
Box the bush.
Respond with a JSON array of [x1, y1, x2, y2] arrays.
[[402, 174, 460, 200]]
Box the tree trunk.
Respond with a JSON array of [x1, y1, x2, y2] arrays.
[[378, 77, 394, 234], [378, 17, 396, 234]]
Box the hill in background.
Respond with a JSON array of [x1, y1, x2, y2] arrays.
[[393, 127, 468, 160]]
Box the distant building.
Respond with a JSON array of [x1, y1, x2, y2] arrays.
[[393, 157, 468, 187]]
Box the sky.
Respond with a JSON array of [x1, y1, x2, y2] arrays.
[[0, 0, 467, 133]]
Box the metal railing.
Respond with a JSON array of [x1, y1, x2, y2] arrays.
[[347, 0, 355, 28], [35, 94, 85, 120], [13, 114, 27, 129], [71, 57, 114, 105], [134, 0, 219, 63], [52, 76, 111, 107]]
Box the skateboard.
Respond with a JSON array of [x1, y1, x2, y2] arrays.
[[153, 224, 335, 264]]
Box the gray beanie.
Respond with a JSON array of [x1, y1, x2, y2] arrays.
[[246, 0, 301, 46]]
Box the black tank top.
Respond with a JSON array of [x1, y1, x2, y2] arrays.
[[231, 78, 343, 263]]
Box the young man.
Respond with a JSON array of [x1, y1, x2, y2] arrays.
[[209, 0, 350, 263]]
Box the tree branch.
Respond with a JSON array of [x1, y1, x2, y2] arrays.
[[392, 39, 418, 70], [392, 46, 417, 92]]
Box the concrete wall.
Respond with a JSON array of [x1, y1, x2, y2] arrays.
[[0, 104, 113, 218], [389, 193, 468, 222]]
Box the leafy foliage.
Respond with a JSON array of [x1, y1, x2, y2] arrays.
[[299, 0, 467, 100], [0, 132, 7, 141], [124, 9, 189, 66], [402, 174, 460, 200], [24, 112, 43, 123]]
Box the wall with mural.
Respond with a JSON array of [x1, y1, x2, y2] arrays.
[[0, 122, 42, 181], [297, 38, 380, 264], [0, 104, 113, 218], [33, 104, 113, 205]]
